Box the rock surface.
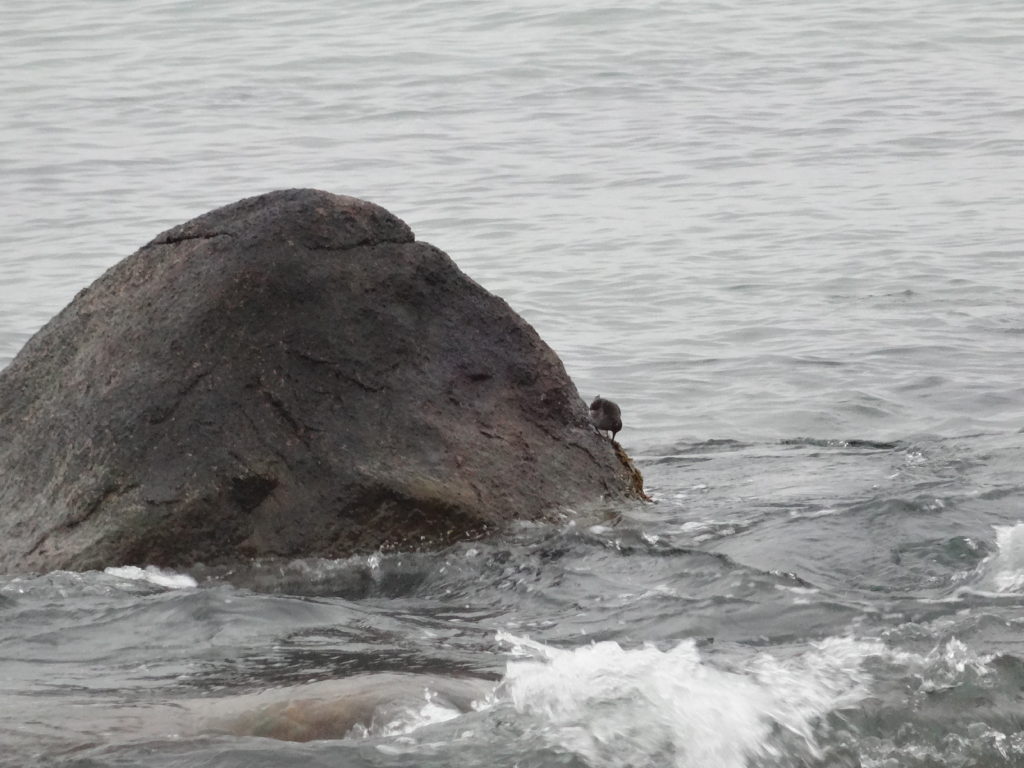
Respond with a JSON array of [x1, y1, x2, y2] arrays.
[[0, 189, 638, 574]]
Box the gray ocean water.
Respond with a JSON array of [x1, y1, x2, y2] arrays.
[[3, 1, 1024, 766]]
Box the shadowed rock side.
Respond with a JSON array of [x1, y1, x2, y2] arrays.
[[0, 189, 640, 574]]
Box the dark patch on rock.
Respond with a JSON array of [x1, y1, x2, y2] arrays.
[[0, 189, 641, 574], [231, 475, 279, 513]]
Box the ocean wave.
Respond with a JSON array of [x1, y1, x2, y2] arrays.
[[494, 631, 882, 768]]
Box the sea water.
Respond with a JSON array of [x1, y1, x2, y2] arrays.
[[3, 1, 1024, 765]]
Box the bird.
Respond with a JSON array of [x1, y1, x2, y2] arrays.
[[589, 396, 622, 441]]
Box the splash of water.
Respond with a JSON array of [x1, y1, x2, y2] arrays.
[[985, 523, 1024, 592], [495, 631, 881, 768]]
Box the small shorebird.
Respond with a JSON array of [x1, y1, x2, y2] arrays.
[[589, 396, 622, 441]]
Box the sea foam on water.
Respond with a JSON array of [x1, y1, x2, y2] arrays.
[[103, 565, 198, 590], [495, 631, 881, 768], [986, 523, 1024, 593]]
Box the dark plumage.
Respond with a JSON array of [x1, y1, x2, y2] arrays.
[[589, 396, 622, 441]]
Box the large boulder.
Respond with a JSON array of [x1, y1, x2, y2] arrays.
[[0, 189, 639, 574]]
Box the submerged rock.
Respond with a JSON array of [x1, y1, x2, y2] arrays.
[[0, 189, 639, 574], [198, 674, 495, 742]]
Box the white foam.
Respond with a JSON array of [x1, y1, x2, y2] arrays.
[[788, 507, 840, 520], [979, 522, 1024, 592], [104, 565, 198, 589], [494, 631, 881, 768], [887, 637, 993, 691]]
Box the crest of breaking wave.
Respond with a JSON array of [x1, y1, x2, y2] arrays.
[[976, 522, 1024, 594], [494, 631, 881, 768]]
